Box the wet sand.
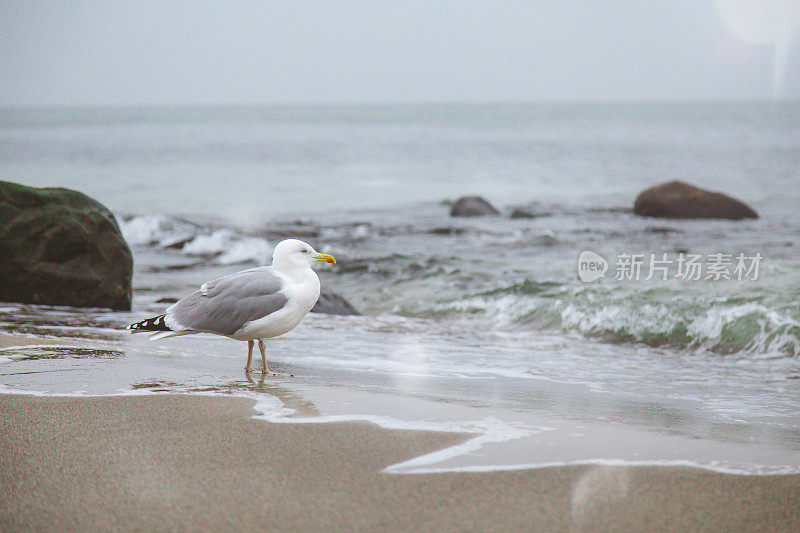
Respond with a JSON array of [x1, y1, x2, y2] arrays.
[[1, 393, 799, 532]]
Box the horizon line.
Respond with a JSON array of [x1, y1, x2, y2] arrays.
[[2, 97, 799, 111]]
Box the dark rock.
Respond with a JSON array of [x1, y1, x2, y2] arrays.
[[162, 237, 193, 250], [511, 207, 553, 219], [449, 196, 499, 217], [510, 209, 536, 219], [428, 227, 468, 236], [633, 181, 758, 220], [312, 289, 359, 316], [0, 180, 133, 310], [644, 226, 681, 234], [257, 220, 321, 241]]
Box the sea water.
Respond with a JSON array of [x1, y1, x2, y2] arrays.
[[1, 103, 799, 474]]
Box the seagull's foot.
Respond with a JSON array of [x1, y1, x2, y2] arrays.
[[245, 366, 254, 374]]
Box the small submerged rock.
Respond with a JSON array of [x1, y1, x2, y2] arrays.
[[312, 289, 359, 316], [644, 226, 682, 234], [533, 230, 557, 245], [449, 196, 499, 217], [258, 220, 322, 241], [0, 180, 133, 310], [633, 181, 758, 220], [509, 208, 540, 219], [427, 227, 469, 236]]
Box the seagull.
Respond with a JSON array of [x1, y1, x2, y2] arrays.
[[128, 239, 336, 375]]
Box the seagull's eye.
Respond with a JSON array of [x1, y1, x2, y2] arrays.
[[301, 249, 308, 254]]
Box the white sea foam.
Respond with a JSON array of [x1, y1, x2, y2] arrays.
[[119, 214, 194, 247], [216, 237, 273, 265], [120, 214, 273, 265], [382, 419, 546, 474], [253, 395, 539, 438], [388, 458, 800, 476], [182, 230, 272, 264], [181, 229, 236, 255]]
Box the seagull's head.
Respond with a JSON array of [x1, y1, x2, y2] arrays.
[[272, 239, 336, 271]]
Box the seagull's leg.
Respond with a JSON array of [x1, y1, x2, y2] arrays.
[[258, 339, 293, 377], [245, 339, 254, 373]]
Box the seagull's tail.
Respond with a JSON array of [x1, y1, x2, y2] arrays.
[[128, 314, 171, 333], [128, 315, 194, 340]]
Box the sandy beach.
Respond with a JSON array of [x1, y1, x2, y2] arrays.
[[1, 393, 798, 532]]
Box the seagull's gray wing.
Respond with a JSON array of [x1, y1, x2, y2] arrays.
[[167, 267, 288, 336]]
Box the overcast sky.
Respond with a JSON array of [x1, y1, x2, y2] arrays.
[[1, 0, 799, 106]]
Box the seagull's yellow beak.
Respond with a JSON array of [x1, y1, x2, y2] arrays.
[[314, 253, 336, 264]]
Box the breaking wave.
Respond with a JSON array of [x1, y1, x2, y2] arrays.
[[432, 280, 800, 358], [558, 300, 800, 357], [119, 214, 273, 265]]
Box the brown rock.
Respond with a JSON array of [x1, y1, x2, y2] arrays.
[[449, 196, 499, 217], [633, 181, 758, 220]]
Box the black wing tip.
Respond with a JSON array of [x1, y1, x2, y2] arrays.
[[128, 314, 171, 332]]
